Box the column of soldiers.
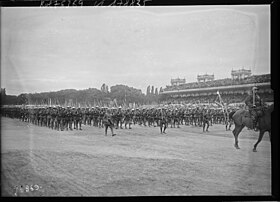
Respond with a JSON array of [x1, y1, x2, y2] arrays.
[[1, 104, 237, 133]]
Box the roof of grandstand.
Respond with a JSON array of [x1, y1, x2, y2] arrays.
[[163, 74, 270, 92]]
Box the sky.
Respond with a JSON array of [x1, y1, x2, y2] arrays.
[[1, 5, 270, 95]]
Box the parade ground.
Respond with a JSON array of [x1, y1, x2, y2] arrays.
[[1, 117, 271, 196]]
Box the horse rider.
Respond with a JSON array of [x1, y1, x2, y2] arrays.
[[244, 86, 264, 131]]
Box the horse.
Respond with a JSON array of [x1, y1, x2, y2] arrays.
[[231, 104, 273, 152]]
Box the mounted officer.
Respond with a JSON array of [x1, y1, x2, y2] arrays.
[[244, 86, 264, 131]]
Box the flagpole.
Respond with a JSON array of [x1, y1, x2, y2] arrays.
[[217, 91, 227, 121]]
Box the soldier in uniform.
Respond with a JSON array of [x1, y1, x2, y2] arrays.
[[124, 108, 133, 129], [88, 107, 94, 126], [134, 108, 140, 125], [46, 107, 52, 128], [159, 108, 167, 134], [50, 106, 57, 130], [38, 107, 44, 127], [202, 109, 210, 132], [92, 106, 99, 127], [64, 106, 72, 130], [115, 107, 124, 129], [61, 107, 68, 131], [194, 107, 200, 127], [54, 107, 61, 130], [103, 109, 116, 136], [74, 107, 83, 130], [244, 86, 264, 131], [98, 107, 104, 128], [171, 108, 180, 128]]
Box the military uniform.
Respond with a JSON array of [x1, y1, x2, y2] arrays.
[[202, 109, 210, 132], [103, 111, 116, 136], [244, 87, 263, 131], [159, 108, 167, 134], [124, 109, 133, 129]]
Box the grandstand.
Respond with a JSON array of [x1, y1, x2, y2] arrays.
[[231, 68, 252, 80], [159, 73, 273, 104], [171, 78, 186, 86], [197, 74, 214, 82]]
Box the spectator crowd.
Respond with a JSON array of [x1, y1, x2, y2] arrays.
[[164, 74, 271, 92]]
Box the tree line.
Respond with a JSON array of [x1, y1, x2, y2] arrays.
[[1, 84, 162, 107]]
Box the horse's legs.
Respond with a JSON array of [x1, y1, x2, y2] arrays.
[[225, 121, 229, 131], [203, 122, 205, 132], [253, 130, 265, 152], [233, 125, 244, 149], [105, 125, 108, 135]]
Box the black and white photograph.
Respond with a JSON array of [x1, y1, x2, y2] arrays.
[[1, 3, 275, 197]]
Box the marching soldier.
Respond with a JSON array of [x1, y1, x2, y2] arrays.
[[124, 108, 133, 129], [115, 107, 123, 129], [202, 109, 210, 132], [65, 106, 73, 130], [103, 109, 116, 136], [97, 107, 104, 128], [74, 107, 82, 130], [93, 106, 99, 127], [159, 108, 167, 134], [50, 106, 57, 130], [46, 107, 52, 128], [88, 107, 94, 126]]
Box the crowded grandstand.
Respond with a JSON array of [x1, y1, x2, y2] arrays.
[[159, 69, 273, 105]]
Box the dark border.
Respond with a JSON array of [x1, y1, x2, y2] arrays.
[[0, 0, 279, 201], [0, 0, 277, 7]]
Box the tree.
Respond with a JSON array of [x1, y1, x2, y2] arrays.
[[159, 87, 163, 93], [146, 85, 150, 95], [155, 88, 158, 96], [110, 84, 146, 106], [3, 85, 149, 106], [1, 88, 6, 105], [101, 83, 106, 92], [151, 86, 154, 95]]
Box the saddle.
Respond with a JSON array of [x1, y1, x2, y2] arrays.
[[244, 106, 264, 119]]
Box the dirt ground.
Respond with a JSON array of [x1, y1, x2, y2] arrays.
[[1, 117, 271, 196]]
